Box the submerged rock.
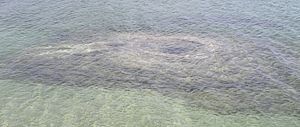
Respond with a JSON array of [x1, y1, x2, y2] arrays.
[[0, 33, 299, 116]]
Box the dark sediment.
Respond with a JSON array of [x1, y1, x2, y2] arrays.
[[0, 33, 299, 116]]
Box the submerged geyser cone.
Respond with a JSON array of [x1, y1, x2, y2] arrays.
[[0, 33, 299, 115]]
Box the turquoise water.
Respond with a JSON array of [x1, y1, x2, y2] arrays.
[[0, 0, 299, 126]]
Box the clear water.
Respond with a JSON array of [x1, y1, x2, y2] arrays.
[[0, 0, 299, 126]]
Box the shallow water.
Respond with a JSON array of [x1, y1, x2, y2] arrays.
[[0, 80, 299, 127], [0, 0, 300, 126]]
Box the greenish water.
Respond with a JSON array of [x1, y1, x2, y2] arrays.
[[0, 0, 299, 126], [0, 80, 299, 127]]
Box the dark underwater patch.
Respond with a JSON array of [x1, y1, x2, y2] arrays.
[[0, 33, 299, 116]]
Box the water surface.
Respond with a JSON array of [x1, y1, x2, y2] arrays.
[[0, 0, 299, 126]]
